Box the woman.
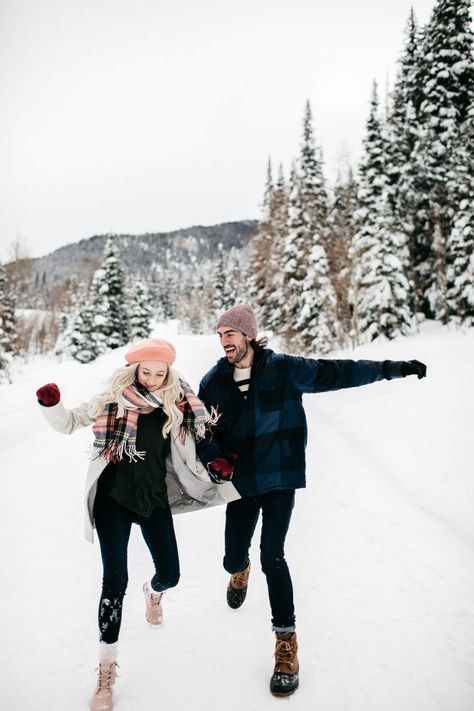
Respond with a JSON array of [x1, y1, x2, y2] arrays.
[[36, 337, 239, 711]]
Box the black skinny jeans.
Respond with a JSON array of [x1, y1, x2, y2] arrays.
[[224, 489, 296, 631], [93, 492, 180, 644]]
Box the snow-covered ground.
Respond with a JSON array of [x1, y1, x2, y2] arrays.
[[1, 321, 473, 711]]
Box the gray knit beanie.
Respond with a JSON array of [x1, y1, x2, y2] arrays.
[[216, 303, 258, 339]]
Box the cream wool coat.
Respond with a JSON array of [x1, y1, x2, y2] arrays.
[[39, 399, 240, 543]]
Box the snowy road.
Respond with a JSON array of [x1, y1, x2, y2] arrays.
[[1, 323, 473, 711]]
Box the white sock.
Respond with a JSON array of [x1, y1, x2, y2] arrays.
[[99, 641, 118, 664]]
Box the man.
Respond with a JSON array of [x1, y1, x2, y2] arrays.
[[197, 303, 426, 697]]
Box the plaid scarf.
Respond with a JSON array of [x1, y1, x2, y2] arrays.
[[92, 379, 214, 463]]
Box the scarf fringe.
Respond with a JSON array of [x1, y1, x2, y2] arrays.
[[92, 440, 147, 463], [92, 379, 211, 462], [209, 405, 221, 426]]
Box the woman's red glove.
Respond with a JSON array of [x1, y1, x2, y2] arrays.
[[207, 454, 237, 483], [36, 383, 61, 407]]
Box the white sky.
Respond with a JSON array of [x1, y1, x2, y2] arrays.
[[0, 0, 438, 259]]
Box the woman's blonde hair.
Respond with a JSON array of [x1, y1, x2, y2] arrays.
[[88, 362, 184, 437]]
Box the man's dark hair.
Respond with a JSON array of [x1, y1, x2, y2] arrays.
[[251, 336, 268, 353]]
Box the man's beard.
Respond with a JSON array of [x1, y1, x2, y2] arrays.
[[225, 342, 249, 364]]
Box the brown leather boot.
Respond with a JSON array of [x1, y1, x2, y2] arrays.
[[226, 562, 251, 609], [89, 662, 118, 711], [270, 632, 299, 696]]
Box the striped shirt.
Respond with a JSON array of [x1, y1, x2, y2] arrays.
[[233, 366, 251, 398]]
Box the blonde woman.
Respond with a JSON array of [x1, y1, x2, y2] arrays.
[[36, 338, 239, 711]]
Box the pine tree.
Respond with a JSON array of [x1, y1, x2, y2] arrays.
[[326, 165, 358, 340], [413, 0, 474, 319], [0, 262, 18, 355], [127, 278, 154, 340], [447, 116, 474, 324], [249, 158, 275, 326], [91, 238, 129, 352], [386, 9, 426, 314], [280, 101, 338, 353], [0, 263, 17, 379], [64, 239, 129, 362], [249, 160, 289, 333], [353, 193, 413, 341], [67, 291, 99, 363], [265, 164, 289, 334], [350, 83, 412, 342], [211, 243, 227, 317], [224, 246, 247, 311], [152, 265, 179, 321], [179, 268, 214, 334]]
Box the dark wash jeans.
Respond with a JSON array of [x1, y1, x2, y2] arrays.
[[224, 489, 296, 631], [93, 492, 180, 643]]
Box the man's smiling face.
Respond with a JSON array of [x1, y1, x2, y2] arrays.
[[217, 327, 254, 368]]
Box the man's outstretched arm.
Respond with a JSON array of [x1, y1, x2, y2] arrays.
[[287, 355, 427, 394]]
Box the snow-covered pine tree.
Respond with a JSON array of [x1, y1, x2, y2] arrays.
[[211, 243, 227, 317], [224, 246, 247, 311], [386, 9, 424, 180], [0, 263, 18, 380], [249, 158, 275, 326], [127, 278, 154, 340], [280, 100, 338, 354], [265, 164, 289, 335], [353, 192, 413, 341], [326, 164, 358, 341], [386, 8, 426, 314], [91, 238, 129, 353], [53, 275, 82, 357], [151, 264, 180, 322], [179, 267, 214, 334], [413, 0, 474, 319], [0, 262, 18, 355], [350, 82, 412, 342], [447, 115, 474, 324], [249, 160, 289, 333], [66, 287, 100, 363]]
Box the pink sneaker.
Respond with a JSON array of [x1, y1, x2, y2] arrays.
[[143, 582, 164, 625], [89, 662, 118, 711]]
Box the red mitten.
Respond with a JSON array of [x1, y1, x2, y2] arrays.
[[207, 457, 235, 483], [36, 383, 61, 407]]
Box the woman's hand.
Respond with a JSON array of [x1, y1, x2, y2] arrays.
[[36, 383, 61, 407], [207, 454, 237, 483]]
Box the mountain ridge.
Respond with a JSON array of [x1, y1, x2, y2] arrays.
[[29, 219, 258, 305]]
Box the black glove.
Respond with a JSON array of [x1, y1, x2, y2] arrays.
[[400, 360, 427, 379]]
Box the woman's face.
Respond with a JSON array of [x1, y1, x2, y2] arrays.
[[137, 360, 168, 392]]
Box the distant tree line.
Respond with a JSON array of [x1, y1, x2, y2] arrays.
[[1, 0, 472, 375]]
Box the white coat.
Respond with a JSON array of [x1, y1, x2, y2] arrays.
[[38, 399, 240, 543]]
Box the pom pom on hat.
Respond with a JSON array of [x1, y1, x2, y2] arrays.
[[125, 338, 176, 365], [216, 303, 258, 339]]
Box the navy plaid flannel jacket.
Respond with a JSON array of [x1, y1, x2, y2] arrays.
[[197, 348, 405, 497]]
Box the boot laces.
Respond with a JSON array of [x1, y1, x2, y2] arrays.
[[149, 592, 163, 608], [232, 567, 249, 586], [96, 663, 117, 691], [275, 640, 293, 665]]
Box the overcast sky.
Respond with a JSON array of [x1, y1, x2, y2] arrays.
[[0, 0, 438, 259]]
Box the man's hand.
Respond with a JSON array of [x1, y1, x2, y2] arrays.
[[36, 383, 61, 406], [400, 360, 427, 379], [207, 454, 237, 483]]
